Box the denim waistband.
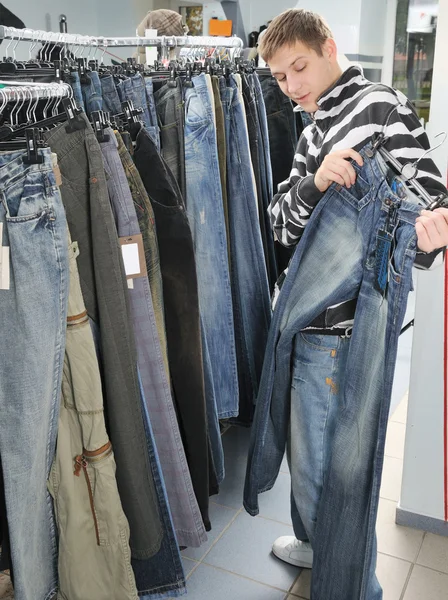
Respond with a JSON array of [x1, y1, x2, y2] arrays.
[[338, 143, 423, 226], [188, 73, 215, 123], [100, 74, 117, 95], [0, 147, 53, 190]]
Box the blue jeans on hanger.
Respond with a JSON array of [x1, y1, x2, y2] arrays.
[[0, 148, 69, 600], [184, 73, 239, 419], [222, 75, 271, 424], [100, 74, 122, 115], [81, 72, 103, 117], [70, 71, 86, 112], [245, 143, 421, 600], [144, 77, 161, 150]]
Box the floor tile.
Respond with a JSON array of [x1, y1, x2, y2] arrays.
[[385, 421, 406, 460], [258, 471, 293, 526], [376, 553, 411, 600], [204, 511, 299, 591], [376, 498, 424, 562], [182, 503, 240, 561], [380, 456, 404, 502], [403, 565, 448, 599], [0, 572, 13, 600], [416, 533, 448, 574], [213, 426, 250, 510], [289, 568, 311, 599], [183, 556, 200, 579], [280, 452, 289, 474], [185, 563, 286, 599], [390, 393, 408, 424]]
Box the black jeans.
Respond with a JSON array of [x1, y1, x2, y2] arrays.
[[259, 75, 304, 274], [154, 79, 187, 201], [44, 117, 162, 560], [133, 127, 212, 530], [241, 73, 278, 292]]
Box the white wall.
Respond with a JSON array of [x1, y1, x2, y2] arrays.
[[358, 0, 387, 57], [4, 0, 99, 36], [237, 0, 362, 54]]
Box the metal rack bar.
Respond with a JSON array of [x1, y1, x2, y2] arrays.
[[0, 26, 244, 49]]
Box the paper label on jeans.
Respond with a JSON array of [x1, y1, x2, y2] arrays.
[[127, 279, 134, 289], [53, 164, 62, 187], [1, 246, 10, 290], [119, 234, 147, 279]]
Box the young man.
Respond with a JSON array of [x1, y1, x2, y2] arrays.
[[258, 9, 448, 570]]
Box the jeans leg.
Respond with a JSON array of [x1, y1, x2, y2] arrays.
[[289, 333, 350, 543]]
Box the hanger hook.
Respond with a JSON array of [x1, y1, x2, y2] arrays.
[[5, 28, 16, 60]]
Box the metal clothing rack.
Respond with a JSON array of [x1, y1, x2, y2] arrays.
[[0, 26, 244, 51]]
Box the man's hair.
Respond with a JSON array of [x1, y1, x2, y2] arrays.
[[259, 9, 333, 63]]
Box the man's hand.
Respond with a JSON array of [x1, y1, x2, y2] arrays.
[[314, 149, 364, 193], [416, 208, 448, 253]]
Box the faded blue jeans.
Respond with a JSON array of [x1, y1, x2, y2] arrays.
[[245, 143, 421, 600], [222, 75, 271, 424], [0, 148, 69, 600], [184, 73, 239, 419]]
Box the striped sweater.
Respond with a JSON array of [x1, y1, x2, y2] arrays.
[[270, 65, 446, 330]]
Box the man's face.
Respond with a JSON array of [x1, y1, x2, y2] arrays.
[[268, 40, 340, 113]]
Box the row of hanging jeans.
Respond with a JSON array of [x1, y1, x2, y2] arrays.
[[0, 64, 274, 599], [71, 66, 273, 426], [244, 143, 422, 600]]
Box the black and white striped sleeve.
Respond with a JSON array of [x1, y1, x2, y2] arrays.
[[267, 128, 323, 247]]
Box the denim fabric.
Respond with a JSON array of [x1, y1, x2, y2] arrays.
[[0, 148, 69, 600], [200, 317, 225, 484], [133, 126, 211, 531], [135, 370, 187, 599], [144, 77, 161, 150], [211, 75, 229, 263], [184, 73, 239, 419], [258, 76, 301, 191], [245, 144, 421, 600], [81, 72, 103, 117], [241, 73, 278, 292], [118, 75, 152, 131], [288, 332, 350, 543], [44, 116, 162, 560], [114, 132, 169, 378], [259, 75, 303, 274], [154, 80, 186, 199], [100, 74, 122, 115], [70, 71, 86, 112], [102, 130, 206, 549], [223, 75, 271, 424]]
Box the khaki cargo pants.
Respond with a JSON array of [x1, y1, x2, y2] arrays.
[[48, 237, 138, 600]]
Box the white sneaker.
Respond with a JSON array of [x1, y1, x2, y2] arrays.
[[272, 536, 313, 568]]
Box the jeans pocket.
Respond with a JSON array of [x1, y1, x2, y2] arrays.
[[299, 332, 340, 352]]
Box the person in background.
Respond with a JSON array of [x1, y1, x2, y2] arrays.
[[136, 9, 188, 64]]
